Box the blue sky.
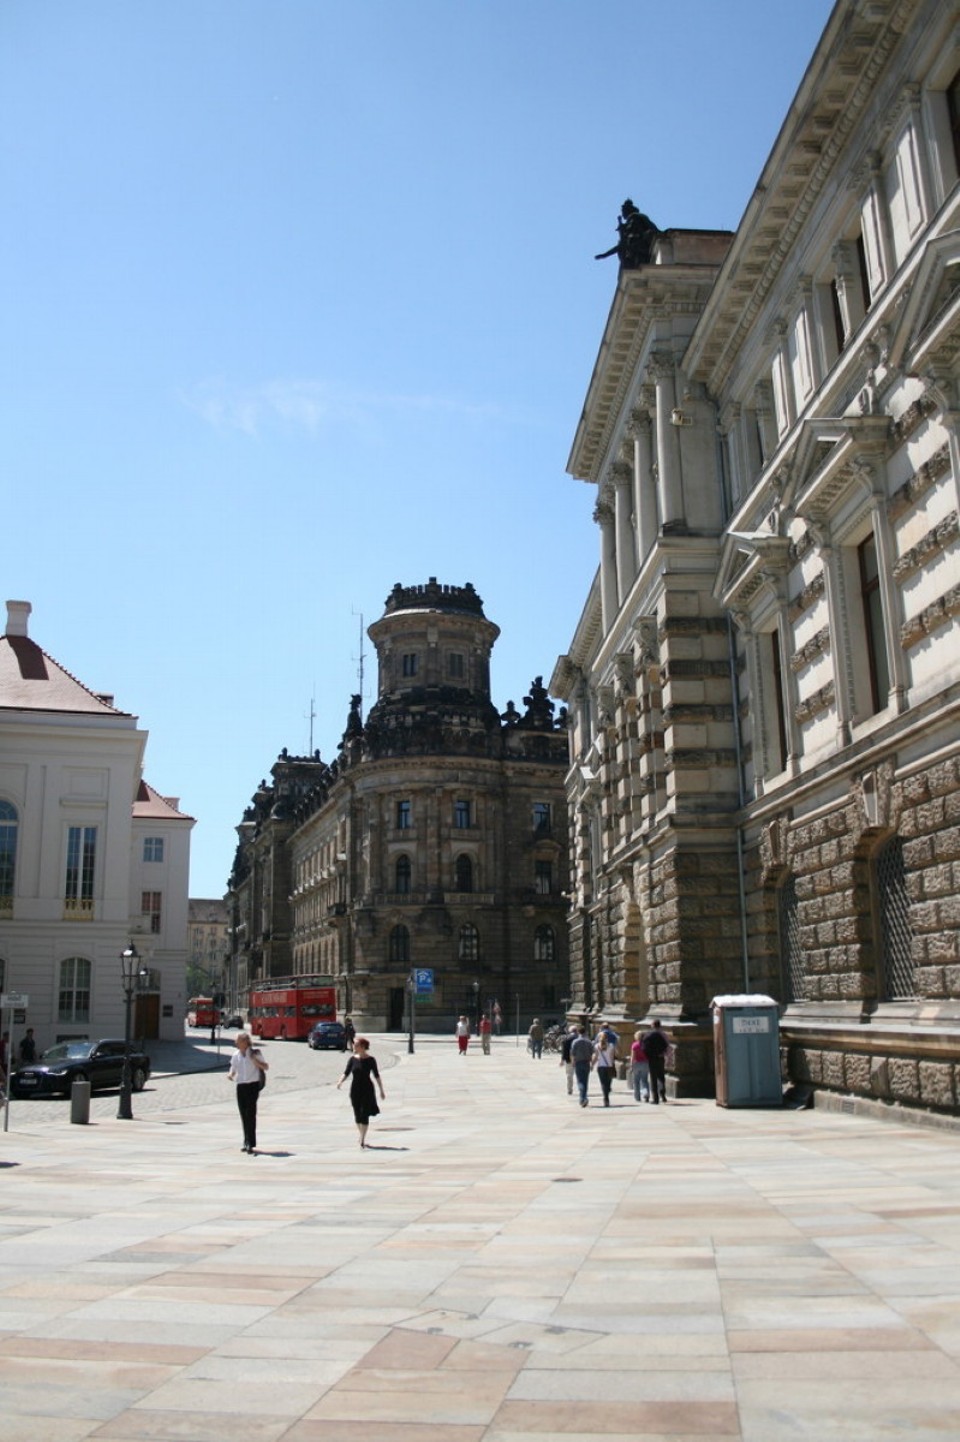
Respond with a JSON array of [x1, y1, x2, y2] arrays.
[[2, 0, 834, 897]]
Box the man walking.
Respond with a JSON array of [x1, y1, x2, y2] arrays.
[[642, 1018, 670, 1103], [480, 1013, 492, 1055], [570, 1026, 594, 1107], [528, 1018, 544, 1059]]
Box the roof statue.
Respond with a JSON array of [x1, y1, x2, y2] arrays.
[[595, 199, 659, 269]]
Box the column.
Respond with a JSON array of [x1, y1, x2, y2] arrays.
[[629, 400, 658, 562], [612, 461, 636, 604], [650, 351, 685, 530], [595, 497, 618, 633]]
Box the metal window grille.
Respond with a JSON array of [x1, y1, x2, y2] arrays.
[[778, 875, 805, 1003], [875, 837, 915, 1000], [534, 925, 555, 963]]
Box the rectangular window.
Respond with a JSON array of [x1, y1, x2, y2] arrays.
[[396, 800, 411, 830], [949, 66, 960, 172], [855, 231, 872, 312], [141, 890, 162, 934], [65, 826, 96, 916], [454, 799, 471, 829], [534, 860, 553, 895], [59, 956, 91, 1024], [143, 837, 164, 862], [448, 652, 465, 678], [402, 653, 418, 677], [770, 630, 788, 773], [533, 802, 551, 833], [859, 534, 890, 714]]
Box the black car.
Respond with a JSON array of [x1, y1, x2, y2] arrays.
[[10, 1039, 152, 1098], [307, 1021, 348, 1051]]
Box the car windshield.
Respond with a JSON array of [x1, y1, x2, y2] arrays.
[[40, 1042, 94, 1063]]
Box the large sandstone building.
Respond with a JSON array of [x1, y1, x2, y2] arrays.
[[551, 0, 960, 1115], [227, 580, 569, 1032]]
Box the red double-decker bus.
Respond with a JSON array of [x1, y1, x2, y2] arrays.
[[187, 996, 220, 1028], [248, 974, 337, 1040]]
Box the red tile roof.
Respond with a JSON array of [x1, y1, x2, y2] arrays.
[[0, 634, 135, 716], [133, 780, 195, 822]]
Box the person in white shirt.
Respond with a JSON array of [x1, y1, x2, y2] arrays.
[[455, 1016, 471, 1055], [227, 1031, 268, 1152], [593, 1031, 617, 1108]]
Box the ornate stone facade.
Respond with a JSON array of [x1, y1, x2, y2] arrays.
[[227, 580, 569, 1033], [553, 0, 960, 1115]]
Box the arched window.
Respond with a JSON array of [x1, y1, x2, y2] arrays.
[[395, 855, 411, 894], [778, 875, 805, 1003], [455, 854, 473, 892], [389, 925, 410, 964], [59, 957, 92, 1024], [459, 924, 479, 963], [534, 925, 555, 963], [874, 836, 914, 1000], [0, 800, 17, 910]]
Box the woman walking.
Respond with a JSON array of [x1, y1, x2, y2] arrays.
[[593, 1028, 617, 1107], [227, 1031, 268, 1153], [455, 1015, 471, 1055], [630, 1029, 651, 1102], [337, 1036, 386, 1148]]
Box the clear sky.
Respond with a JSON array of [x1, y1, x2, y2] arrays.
[[2, 0, 834, 898]]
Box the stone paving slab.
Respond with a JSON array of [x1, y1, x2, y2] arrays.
[[1, 1036, 959, 1440]]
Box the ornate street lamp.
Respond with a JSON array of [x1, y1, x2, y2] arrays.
[[117, 943, 143, 1120], [472, 978, 480, 1033]]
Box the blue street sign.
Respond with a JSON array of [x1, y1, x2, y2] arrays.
[[415, 969, 434, 994]]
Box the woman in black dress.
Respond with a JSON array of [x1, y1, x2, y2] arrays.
[[336, 1036, 386, 1148]]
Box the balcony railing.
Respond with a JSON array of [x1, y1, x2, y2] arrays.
[[63, 898, 94, 921]]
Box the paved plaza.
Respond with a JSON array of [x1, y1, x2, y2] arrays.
[[1, 1032, 960, 1441]]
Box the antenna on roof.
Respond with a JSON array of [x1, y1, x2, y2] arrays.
[[305, 690, 316, 755], [351, 607, 366, 716]]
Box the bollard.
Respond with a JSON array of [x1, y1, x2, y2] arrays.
[[70, 1079, 91, 1124]]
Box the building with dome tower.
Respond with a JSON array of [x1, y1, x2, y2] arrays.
[[226, 579, 570, 1034]]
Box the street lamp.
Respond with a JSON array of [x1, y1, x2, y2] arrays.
[[472, 978, 480, 1033], [117, 943, 143, 1120], [407, 969, 416, 1055]]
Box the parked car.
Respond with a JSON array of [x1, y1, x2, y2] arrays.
[[307, 1021, 348, 1051], [222, 1015, 244, 1029], [10, 1039, 151, 1098]]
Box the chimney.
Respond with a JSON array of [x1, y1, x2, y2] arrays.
[[6, 600, 31, 637]]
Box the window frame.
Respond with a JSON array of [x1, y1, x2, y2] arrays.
[[59, 956, 92, 1024]]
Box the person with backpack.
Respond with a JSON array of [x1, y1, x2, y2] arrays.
[[227, 1031, 269, 1152], [569, 1026, 594, 1107], [642, 1018, 670, 1104], [630, 1029, 651, 1102]]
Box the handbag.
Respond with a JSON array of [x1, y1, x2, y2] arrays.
[[253, 1050, 266, 1089]]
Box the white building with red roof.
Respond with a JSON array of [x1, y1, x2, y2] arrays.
[[0, 600, 193, 1049]]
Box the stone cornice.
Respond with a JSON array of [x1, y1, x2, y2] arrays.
[[568, 258, 725, 485], [683, 0, 922, 394]]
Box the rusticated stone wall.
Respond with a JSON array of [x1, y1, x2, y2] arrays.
[[645, 843, 744, 1015]]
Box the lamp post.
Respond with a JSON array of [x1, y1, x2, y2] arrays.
[[472, 978, 480, 1033], [407, 969, 416, 1055], [117, 943, 142, 1120]]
